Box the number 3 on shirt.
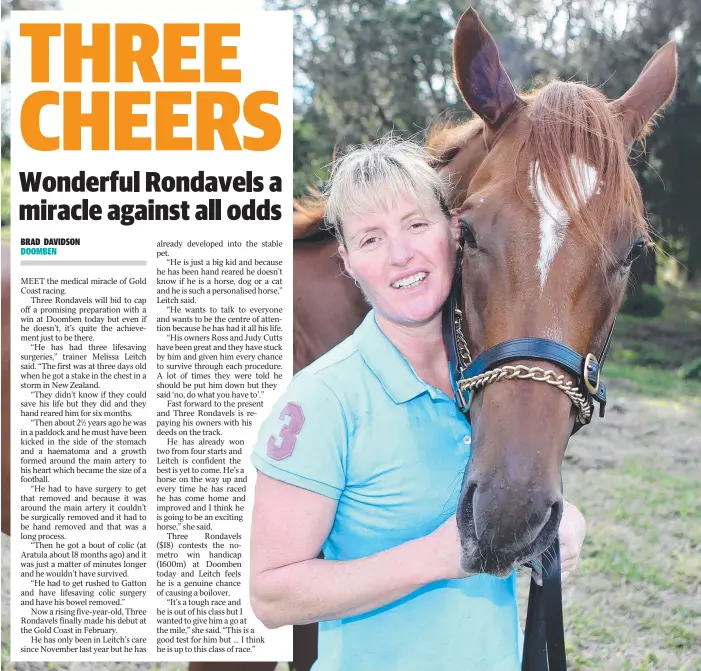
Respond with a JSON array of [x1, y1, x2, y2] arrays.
[[267, 402, 305, 460]]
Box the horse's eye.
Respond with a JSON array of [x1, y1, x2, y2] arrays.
[[430, 147, 459, 168], [460, 217, 478, 248], [625, 237, 646, 265]]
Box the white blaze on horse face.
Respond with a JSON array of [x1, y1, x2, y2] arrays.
[[529, 156, 598, 290]]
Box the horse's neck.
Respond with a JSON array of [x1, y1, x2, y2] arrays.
[[293, 234, 369, 371]]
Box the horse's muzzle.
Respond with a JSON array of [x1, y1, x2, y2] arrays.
[[457, 481, 562, 576]]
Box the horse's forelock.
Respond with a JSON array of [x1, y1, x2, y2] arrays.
[[517, 81, 649, 264]]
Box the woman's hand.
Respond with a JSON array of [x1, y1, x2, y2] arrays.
[[427, 515, 470, 581], [532, 499, 586, 585]]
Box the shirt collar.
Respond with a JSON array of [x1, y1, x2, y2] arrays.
[[355, 310, 431, 404]]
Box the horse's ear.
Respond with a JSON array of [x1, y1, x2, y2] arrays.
[[611, 40, 677, 143], [453, 7, 523, 127]]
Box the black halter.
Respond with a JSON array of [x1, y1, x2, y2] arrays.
[[443, 266, 614, 433], [442, 266, 616, 671]]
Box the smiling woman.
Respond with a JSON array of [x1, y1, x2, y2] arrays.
[[325, 139, 459, 337]]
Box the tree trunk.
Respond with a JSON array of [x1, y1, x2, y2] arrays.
[[686, 230, 701, 283]]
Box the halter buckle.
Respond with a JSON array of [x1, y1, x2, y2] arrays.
[[450, 360, 469, 413], [453, 381, 473, 415], [583, 353, 600, 395]]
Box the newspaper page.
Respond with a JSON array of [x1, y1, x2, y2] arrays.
[[10, 3, 293, 663]]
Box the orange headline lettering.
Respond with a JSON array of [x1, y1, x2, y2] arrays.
[[18, 22, 281, 151]]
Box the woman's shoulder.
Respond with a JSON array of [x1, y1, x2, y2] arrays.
[[294, 320, 371, 389]]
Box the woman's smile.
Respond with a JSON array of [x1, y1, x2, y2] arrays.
[[391, 271, 428, 290]]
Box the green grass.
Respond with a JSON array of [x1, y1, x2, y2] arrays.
[[618, 653, 662, 670], [562, 453, 701, 665], [605, 283, 701, 400], [605, 363, 701, 397], [584, 532, 674, 588], [611, 288, 701, 365], [663, 623, 700, 650], [581, 457, 701, 591], [673, 605, 701, 620]]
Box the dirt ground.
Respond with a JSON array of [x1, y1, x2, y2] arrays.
[[515, 378, 701, 671], [3, 379, 700, 671]]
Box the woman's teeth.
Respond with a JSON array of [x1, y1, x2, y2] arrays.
[[392, 272, 426, 289]]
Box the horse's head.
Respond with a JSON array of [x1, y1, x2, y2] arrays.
[[444, 8, 677, 575]]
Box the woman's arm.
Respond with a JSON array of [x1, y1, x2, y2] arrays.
[[249, 472, 463, 629]]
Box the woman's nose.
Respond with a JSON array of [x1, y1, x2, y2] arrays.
[[387, 235, 415, 266]]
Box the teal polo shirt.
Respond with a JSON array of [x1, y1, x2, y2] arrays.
[[251, 310, 522, 671]]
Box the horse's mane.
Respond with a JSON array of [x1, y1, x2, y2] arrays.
[[425, 115, 484, 162], [516, 81, 651, 259]]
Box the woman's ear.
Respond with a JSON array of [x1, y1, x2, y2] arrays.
[[338, 246, 354, 279]]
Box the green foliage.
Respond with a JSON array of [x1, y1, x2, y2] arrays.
[[606, 285, 701, 384], [679, 357, 701, 381], [1, 639, 9, 671], [621, 285, 666, 318], [607, 283, 701, 397], [277, 0, 540, 192], [604, 363, 701, 398], [277, 0, 701, 278], [293, 119, 333, 196]]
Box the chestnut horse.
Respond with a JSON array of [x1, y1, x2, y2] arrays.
[[3, 8, 676, 671]]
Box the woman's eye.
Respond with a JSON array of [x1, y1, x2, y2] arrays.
[[460, 217, 478, 248], [361, 236, 378, 247], [410, 221, 428, 230], [625, 237, 646, 265]]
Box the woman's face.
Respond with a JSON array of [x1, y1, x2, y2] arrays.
[[339, 194, 458, 328]]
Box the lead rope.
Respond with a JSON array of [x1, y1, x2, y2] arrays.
[[522, 537, 567, 671]]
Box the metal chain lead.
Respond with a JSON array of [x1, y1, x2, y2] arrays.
[[454, 309, 471, 371], [452, 308, 593, 423], [457, 365, 593, 424]]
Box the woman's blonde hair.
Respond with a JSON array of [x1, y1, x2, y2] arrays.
[[323, 137, 451, 244]]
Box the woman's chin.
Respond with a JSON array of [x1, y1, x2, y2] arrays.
[[385, 304, 444, 327]]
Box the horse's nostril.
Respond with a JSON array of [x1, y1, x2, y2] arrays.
[[549, 499, 562, 527], [471, 486, 492, 541], [465, 482, 477, 505], [458, 482, 477, 532]]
